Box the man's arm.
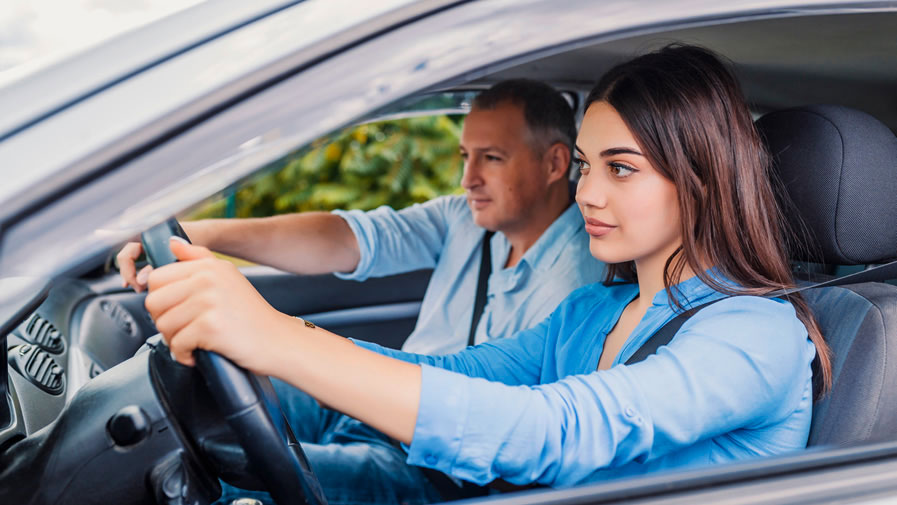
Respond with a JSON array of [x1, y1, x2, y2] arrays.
[[118, 212, 359, 291], [184, 213, 359, 273]]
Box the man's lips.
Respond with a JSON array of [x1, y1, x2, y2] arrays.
[[468, 197, 491, 210], [584, 217, 617, 237]]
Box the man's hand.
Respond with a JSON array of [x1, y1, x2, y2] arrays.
[[144, 238, 294, 374], [117, 242, 153, 293]]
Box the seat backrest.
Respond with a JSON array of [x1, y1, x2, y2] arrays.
[[757, 105, 897, 447], [802, 285, 897, 445]]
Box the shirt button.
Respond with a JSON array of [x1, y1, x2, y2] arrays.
[[624, 407, 637, 418], [425, 454, 437, 465]]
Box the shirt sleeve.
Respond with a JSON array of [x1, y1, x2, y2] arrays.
[[405, 296, 815, 487], [352, 316, 551, 386], [332, 196, 463, 281]]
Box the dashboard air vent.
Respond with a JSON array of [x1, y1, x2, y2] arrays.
[[22, 313, 64, 354], [8, 344, 65, 395]]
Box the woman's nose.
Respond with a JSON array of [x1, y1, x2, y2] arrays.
[[575, 173, 607, 209]]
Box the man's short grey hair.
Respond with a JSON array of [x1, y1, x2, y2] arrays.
[[472, 79, 576, 158]]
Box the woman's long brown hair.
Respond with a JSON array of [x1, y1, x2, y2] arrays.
[[587, 44, 831, 399]]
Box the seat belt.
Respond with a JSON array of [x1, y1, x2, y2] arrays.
[[624, 299, 723, 365], [467, 230, 495, 347], [776, 257, 897, 294], [625, 257, 897, 365]]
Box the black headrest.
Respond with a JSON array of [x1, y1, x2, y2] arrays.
[[756, 105, 897, 265]]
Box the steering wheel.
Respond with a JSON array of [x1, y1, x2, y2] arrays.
[[141, 218, 327, 505]]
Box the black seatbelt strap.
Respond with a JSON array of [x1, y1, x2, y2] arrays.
[[468, 230, 495, 347], [624, 299, 723, 365], [625, 257, 897, 365]]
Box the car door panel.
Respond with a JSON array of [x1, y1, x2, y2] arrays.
[[243, 266, 431, 350]]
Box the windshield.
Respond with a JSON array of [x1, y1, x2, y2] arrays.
[[0, 0, 203, 87]]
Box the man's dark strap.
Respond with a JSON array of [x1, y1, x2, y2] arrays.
[[468, 231, 495, 347], [624, 299, 723, 366]]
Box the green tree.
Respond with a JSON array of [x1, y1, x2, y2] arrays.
[[189, 115, 464, 220]]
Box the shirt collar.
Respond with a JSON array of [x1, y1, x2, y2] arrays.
[[496, 202, 584, 274], [650, 268, 732, 309]]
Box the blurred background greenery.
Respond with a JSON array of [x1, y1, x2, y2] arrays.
[[187, 114, 465, 220]]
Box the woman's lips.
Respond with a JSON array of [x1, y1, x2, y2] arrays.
[[584, 217, 616, 237]]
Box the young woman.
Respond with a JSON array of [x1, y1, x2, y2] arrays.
[[144, 45, 831, 501]]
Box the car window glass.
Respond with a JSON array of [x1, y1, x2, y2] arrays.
[[184, 113, 465, 223]]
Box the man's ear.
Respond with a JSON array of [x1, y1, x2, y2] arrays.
[[544, 142, 571, 184]]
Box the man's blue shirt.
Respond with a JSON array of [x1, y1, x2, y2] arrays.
[[354, 276, 816, 486], [333, 194, 605, 354]]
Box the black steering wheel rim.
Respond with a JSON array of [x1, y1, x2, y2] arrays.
[[142, 218, 326, 505]]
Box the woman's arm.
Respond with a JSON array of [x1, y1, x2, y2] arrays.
[[147, 241, 811, 487], [404, 296, 815, 486], [145, 239, 429, 443], [350, 320, 548, 386], [145, 239, 548, 441]]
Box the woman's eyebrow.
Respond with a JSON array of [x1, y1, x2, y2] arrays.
[[574, 146, 586, 158], [600, 147, 643, 157]]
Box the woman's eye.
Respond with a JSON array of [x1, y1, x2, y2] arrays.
[[485, 154, 502, 162], [609, 162, 636, 178], [573, 157, 590, 173]]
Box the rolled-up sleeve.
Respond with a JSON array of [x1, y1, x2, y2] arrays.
[[405, 296, 815, 487], [333, 196, 462, 281]]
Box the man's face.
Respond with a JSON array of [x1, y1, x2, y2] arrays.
[[459, 102, 548, 233]]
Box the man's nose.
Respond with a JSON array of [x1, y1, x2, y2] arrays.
[[575, 173, 607, 208], [460, 159, 481, 190]]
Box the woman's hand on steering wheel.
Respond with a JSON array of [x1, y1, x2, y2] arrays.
[[144, 237, 295, 374]]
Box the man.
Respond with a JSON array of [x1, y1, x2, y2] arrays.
[[120, 79, 604, 355]]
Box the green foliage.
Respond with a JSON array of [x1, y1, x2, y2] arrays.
[[188, 115, 464, 220]]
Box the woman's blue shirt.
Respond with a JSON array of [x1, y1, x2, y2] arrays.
[[353, 275, 816, 487]]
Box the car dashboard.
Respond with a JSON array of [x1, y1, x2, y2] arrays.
[[0, 273, 235, 505], [2, 275, 158, 449]]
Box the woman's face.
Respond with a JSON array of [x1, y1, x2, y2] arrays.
[[575, 101, 682, 270]]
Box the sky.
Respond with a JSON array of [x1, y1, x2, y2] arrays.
[[0, 0, 204, 83]]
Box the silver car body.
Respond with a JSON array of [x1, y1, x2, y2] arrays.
[[2, 1, 897, 503]]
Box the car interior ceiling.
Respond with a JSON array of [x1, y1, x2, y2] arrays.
[[474, 11, 897, 134], [5, 8, 897, 503]]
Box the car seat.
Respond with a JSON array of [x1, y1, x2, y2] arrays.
[[756, 105, 897, 447]]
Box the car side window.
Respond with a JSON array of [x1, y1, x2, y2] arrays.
[[187, 113, 466, 221]]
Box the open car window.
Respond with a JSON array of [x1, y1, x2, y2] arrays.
[[182, 113, 465, 225]]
